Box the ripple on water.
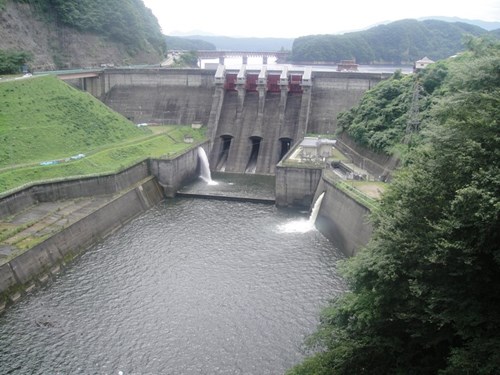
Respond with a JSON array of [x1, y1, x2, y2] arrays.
[[0, 199, 346, 374]]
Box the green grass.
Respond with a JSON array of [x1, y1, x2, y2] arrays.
[[334, 180, 379, 211], [0, 126, 205, 194], [331, 147, 348, 161], [0, 75, 151, 167], [0, 75, 208, 194]]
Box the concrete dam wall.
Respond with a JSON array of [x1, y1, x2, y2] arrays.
[[100, 68, 390, 175], [103, 69, 215, 125]]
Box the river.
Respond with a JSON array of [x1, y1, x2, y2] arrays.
[[0, 195, 346, 374]]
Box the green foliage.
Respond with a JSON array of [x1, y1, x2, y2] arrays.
[[0, 126, 206, 193], [171, 51, 199, 68], [288, 37, 500, 374], [0, 50, 33, 74], [291, 19, 487, 64], [13, 0, 166, 56], [336, 53, 468, 155], [337, 71, 415, 153]]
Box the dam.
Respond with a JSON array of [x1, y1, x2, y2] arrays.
[[0, 64, 394, 373], [89, 65, 390, 175]]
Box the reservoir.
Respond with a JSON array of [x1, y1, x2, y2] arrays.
[[0, 193, 345, 374]]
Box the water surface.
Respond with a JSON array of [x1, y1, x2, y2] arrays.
[[0, 198, 345, 374]]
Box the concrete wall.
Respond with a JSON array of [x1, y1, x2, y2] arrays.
[[0, 176, 164, 305], [0, 162, 149, 217], [104, 69, 215, 91], [97, 69, 389, 175], [0, 146, 212, 308], [275, 164, 324, 209], [275, 163, 373, 256], [316, 172, 373, 257], [101, 69, 216, 125], [104, 85, 215, 125], [308, 72, 389, 134], [150, 144, 205, 197]]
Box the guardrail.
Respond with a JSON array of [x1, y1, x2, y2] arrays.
[[323, 170, 379, 211]]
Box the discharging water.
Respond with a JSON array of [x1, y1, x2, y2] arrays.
[[197, 147, 217, 185], [277, 192, 325, 234], [0, 198, 345, 374]]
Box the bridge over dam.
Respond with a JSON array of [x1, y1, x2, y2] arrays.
[[77, 66, 390, 175]]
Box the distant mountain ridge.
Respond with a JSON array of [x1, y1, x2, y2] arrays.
[[290, 19, 494, 64], [169, 17, 499, 53], [165, 36, 216, 51], [417, 16, 500, 31]]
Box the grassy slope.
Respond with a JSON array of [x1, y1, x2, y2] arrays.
[[0, 75, 149, 166], [0, 76, 206, 193]]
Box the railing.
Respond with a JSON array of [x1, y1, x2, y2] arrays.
[[323, 170, 379, 211]]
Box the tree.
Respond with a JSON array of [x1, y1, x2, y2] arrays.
[[290, 20, 487, 64], [336, 71, 415, 154], [0, 50, 33, 74], [288, 37, 500, 375]]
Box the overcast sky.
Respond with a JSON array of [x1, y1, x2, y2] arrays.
[[142, 0, 500, 38]]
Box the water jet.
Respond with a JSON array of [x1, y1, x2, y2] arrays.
[[198, 147, 218, 185]]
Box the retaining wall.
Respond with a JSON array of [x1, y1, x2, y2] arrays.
[[275, 163, 373, 256], [0, 176, 164, 306], [0, 162, 149, 217], [275, 164, 324, 209], [336, 133, 400, 180], [150, 144, 206, 197], [316, 171, 373, 257]]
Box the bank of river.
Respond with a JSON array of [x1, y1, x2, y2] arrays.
[[0, 198, 345, 374]]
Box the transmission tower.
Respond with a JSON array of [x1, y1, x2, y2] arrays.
[[404, 79, 422, 145]]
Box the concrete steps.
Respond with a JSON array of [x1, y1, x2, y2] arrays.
[[0, 196, 115, 256]]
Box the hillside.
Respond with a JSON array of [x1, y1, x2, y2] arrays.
[[291, 19, 488, 64], [165, 36, 216, 51], [0, 75, 149, 167], [289, 36, 500, 375], [0, 0, 166, 70]]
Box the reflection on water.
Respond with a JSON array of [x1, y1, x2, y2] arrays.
[[0, 198, 345, 375]]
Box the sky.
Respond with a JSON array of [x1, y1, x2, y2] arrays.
[[142, 0, 500, 38]]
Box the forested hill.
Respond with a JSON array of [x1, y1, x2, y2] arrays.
[[165, 36, 216, 51], [288, 36, 500, 375], [0, 0, 166, 70], [290, 19, 488, 64]]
